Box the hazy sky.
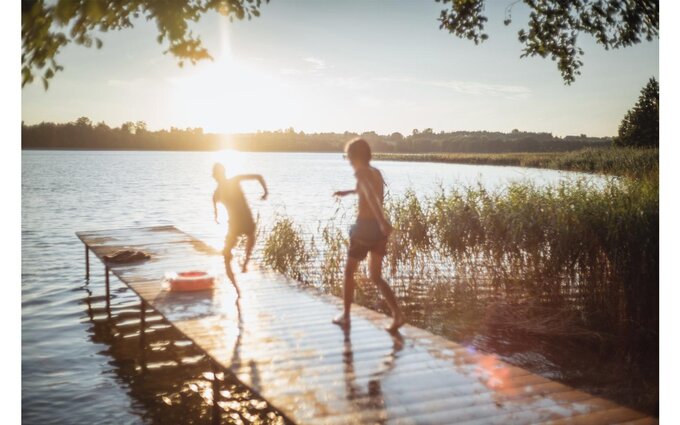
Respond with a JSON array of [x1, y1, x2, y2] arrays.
[[21, 0, 658, 137]]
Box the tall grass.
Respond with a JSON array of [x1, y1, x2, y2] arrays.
[[262, 171, 658, 413], [261, 217, 312, 282], [263, 176, 658, 338]]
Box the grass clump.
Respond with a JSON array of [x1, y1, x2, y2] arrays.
[[262, 217, 312, 282]]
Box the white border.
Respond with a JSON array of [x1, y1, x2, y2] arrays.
[[1, 0, 21, 423], [10, 1, 670, 423], [659, 0, 678, 421]]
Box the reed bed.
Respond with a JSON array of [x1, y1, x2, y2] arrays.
[[260, 169, 658, 413], [374, 147, 659, 179]]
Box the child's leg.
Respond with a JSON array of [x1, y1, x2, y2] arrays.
[[241, 231, 256, 273], [223, 232, 240, 297], [368, 252, 405, 332], [333, 256, 359, 327]]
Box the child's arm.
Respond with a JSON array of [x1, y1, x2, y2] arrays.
[[212, 191, 219, 224], [333, 189, 356, 197], [356, 174, 393, 236], [234, 174, 268, 200]]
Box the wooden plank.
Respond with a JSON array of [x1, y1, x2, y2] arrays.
[[78, 226, 657, 425], [77, 225, 194, 246]]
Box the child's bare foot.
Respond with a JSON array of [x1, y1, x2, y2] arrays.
[[241, 258, 250, 273], [332, 314, 351, 328], [386, 313, 406, 333]]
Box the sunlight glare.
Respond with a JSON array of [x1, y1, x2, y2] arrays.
[[212, 148, 247, 177], [207, 147, 251, 251], [168, 16, 296, 133]]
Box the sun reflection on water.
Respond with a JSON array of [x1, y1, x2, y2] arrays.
[[212, 148, 248, 177]]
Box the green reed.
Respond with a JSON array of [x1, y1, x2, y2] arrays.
[[374, 147, 658, 179], [264, 175, 657, 331], [264, 175, 657, 329], [262, 217, 313, 283]]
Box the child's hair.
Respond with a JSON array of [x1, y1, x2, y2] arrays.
[[213, 162, 225, 176], [345, 138, 371, 163]]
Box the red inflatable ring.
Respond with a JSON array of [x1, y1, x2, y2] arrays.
[[168, 271, 215, 292]]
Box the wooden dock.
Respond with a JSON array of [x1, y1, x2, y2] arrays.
[[76, 225, 657, 425]]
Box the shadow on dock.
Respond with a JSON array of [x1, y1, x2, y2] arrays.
[[80, 282, 289, 425]]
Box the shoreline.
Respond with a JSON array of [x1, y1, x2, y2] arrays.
[[23, 147, 659, 178]]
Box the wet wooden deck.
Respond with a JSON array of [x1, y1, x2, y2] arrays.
[[76, 225, 657, 425]]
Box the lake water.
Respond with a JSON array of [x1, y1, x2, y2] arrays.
[[22, 150, 605, 424]]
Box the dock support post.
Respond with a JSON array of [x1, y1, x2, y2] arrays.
[[85, 245, 90, 281], [84, 289, 94, 321], [139, 300, 146, 348], [105, 266, 111, 318], [139, 300, 147, 373], [212, 362, 220, 425]]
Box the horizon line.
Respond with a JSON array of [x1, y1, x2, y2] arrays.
[[21, 119, 613, 139]]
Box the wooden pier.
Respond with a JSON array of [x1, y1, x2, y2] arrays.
[[77, 225, 657, 424]]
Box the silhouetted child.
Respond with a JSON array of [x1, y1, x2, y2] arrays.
[[332, 138, 405, 332], [212, 163, 268, 287]]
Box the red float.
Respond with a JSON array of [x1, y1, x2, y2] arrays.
[[167, 271, 215, 292]]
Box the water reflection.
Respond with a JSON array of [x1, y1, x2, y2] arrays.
[[152, 286, 231, 322], [341, 327, 404, 423], [80, 282, 288, 424]]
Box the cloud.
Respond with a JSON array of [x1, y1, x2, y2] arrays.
[[377, 76, 532, 100], [322, 77, 371, 90], [303, 57, 327, 71], [356, 95, 385, 108], [279, 68, 306, 76], [275, 57, 530, 101], [107, 78, 148, 88], [163, 77, 183, 85], [280, 56, 330, 76]]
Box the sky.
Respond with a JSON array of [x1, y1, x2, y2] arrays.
[[21, 0, 659, 137]]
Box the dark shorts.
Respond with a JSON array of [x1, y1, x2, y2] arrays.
[[227, 219, 255, 240], [348, 219, 388, 261]]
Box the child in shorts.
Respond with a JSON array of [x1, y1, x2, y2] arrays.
[[332, 138, 405, 332]]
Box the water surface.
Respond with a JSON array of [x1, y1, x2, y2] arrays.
[[22, 150, 604, 424]]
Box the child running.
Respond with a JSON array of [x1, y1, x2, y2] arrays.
[[212, 163, 268, 287], [332, 138, 406, 332]]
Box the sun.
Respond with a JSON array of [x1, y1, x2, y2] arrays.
[[167, 17, 295, 134]]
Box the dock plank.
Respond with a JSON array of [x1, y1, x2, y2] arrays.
[[78, 226, 656, 425]]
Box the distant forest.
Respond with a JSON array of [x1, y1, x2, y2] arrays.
[[22, 118, 611, 153]]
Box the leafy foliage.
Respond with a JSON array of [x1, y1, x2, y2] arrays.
[[436, 0, 658, 84], [22, 0, 657, 89], [615, 77, 659, 147], [22, 119, 211, 150], [21, 0, 267, 89]]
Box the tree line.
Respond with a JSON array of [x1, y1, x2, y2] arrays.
[[22, 119, 611, 153]]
